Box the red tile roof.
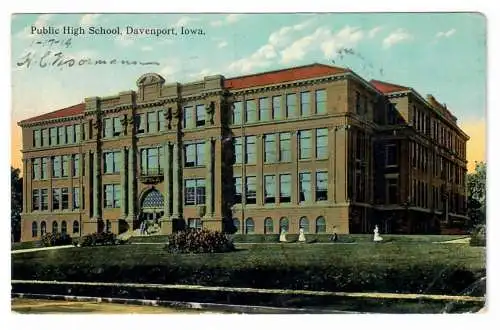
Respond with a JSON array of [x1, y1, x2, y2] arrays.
[[19, 103, 85, 125], [369, 79, 410, 94], [224, 63, 350, 90]]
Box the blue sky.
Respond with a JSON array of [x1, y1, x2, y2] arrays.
[[10, 13, 486, 169]]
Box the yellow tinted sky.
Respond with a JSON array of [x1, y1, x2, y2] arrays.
[[10, 118, 486, 175]]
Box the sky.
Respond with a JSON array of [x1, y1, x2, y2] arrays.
[[10, 13, 487, 172]]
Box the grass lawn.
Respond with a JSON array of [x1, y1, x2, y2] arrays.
[[12, 242, 485, 296]]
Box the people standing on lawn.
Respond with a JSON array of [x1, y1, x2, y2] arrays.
[[139, 221, 145, 236], [298, 227, 306, 242], [279, 228, 287, 242], [373, 225, 383, 242], [330, 226, 338, 242]]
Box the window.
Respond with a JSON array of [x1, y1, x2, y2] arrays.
[[264, 134, 276, 163], [41, 221, 46, 235], [316, 128, 328, 159], [264, 175, 276, 204], [50, 127, 58, 146], [41, 189, 48, 210], [58, 127, 66, 145], [184, 179, 205, 205], [72, 154, 80, 177], [245, 136, 256, 164], [386, 144, 397, 167], [233, 101, 243, 125], [316, 216, 326, 233], [147, 112, 157, 133], [104, 184, 121, 208], [34, 130, 41, 148], [61, 221, 67, 235], [41, 157, 48, 179], [32, 190, 40, 211], [40, 129, 49, 147], [316, 171, 328, 201], [233, 218, 240, 233], [300, 91, 311, 116], [73, 220, 79, 234], [75, 124, 81, 142], [279, 217, 289, 231], [67, 125, 74, 144], [355, 91, 361, 114], [62, 155, 69, 177], [245, 100, 257, 123], [73, 187, 80, 209], [188, 218, 202, 230], [315, 90, 327, 115], [61, 188, 69, 209], [32, 221, 38, 237], [113, 117, 122, 136], [52, 221, 58, 233], [136, 113, 146, 134], [234, 137, 243, 164], [279, 133, 291, 162], [184, 142, 205, 167], [272, 96, 282, 119], [286, 94, 297, 118], [196, 104, 205, 127], [52, 188, 61, 210], [279, 174, 291, 203], [183, 106, 194, 129], [264, 218, 273, 234], [158, 110, 165, 131], [299, 130, 312, 160], [103, 119, 113, 138], [141, 147, 164, 174], [245, 176, 257, 204], [259, 97, 271, 121], [245, 218, 255, 233], [234, 177, 242, 204], [52, 156, 61, 178], [299, 172, 312, 203], [32, 158, 41, 180], [299, 217, 309, 233], [387, 178, 398, 204], [104, 151, 121, 174]]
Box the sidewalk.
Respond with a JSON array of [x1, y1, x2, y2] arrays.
[[11, 245, 74, 254]]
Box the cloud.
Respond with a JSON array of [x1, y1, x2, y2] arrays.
[[268, 19, 313, 48], [33, 14, 53, 27], [217, 41, 228, 48], [281, 26, 364, 64], [368, 26, 383, 38], [382, 28, 413, 49], [80, 14, 101, 26], [174, 16, 200, 27], [16, 14, 54, 39], [115, 34, 134, 47], [227, 44, 277, 74], [141, 46, 153, 52], [436, 28, 456, 38], [211, 14, 243, 27]]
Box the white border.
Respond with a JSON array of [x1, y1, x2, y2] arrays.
[[3, 1, 497, 329]]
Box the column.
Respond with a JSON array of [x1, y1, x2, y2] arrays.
[[204, 138, 213, 217], [79, 152, 84, 210], [256, 135, 264, 206], [163, 142, 171, 218], [85, 150, 91, 217], [120, 147, 127, 218], [172, 142, 180, 218], [48, 157, 53, 212], [291, 130, 299, 204], [127, 147, 135, 220], [93, 152, 100, 218], [22, 159, 27, 213]]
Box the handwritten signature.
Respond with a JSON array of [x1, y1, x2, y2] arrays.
[[30, 38, 72, 49], [16, 51, 160, 69], [332, 47, 384, 76]]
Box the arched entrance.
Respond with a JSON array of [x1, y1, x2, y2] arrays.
[[137, 188, 164, 232]]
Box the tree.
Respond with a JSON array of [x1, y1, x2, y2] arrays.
[[11, 166, 23, 242], [467, 161, 486, 227]]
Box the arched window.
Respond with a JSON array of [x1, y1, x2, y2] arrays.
[[40, 221, 46, 235], [52, 221, 58, 233], [73, 220, 80, 234], [61, 221, 67, 235], [279, 217, 289, 232], [299, 216, 309, 233], [31, 221, 38, 238], [233, 218, 240, 233], [245, 218, 255, 234], [264, 217, 274, 234], [316, 216, 326, 233]]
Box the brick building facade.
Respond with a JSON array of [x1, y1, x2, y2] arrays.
[[17, 63, 469, 241]]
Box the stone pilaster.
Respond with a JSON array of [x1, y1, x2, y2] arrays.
[[126, 147, 135, 222], [172, 142, 180, 219], [120, 147, 127, 219], [92, 151, 101, 219], [163, 142, 171, 218], [204, 138, 214, 218], [22, 159, 27, 213]]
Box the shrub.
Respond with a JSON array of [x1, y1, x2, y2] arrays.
[[167, 229, 235, 253], [40, 233, 72, 247], [74, 232, 118, 247], [470, 225, 486, 247]]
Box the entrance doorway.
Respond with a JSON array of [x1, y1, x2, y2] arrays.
[[137, 189, 165, 234]]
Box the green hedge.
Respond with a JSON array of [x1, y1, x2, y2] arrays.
[[470, 225, 486, 247]]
